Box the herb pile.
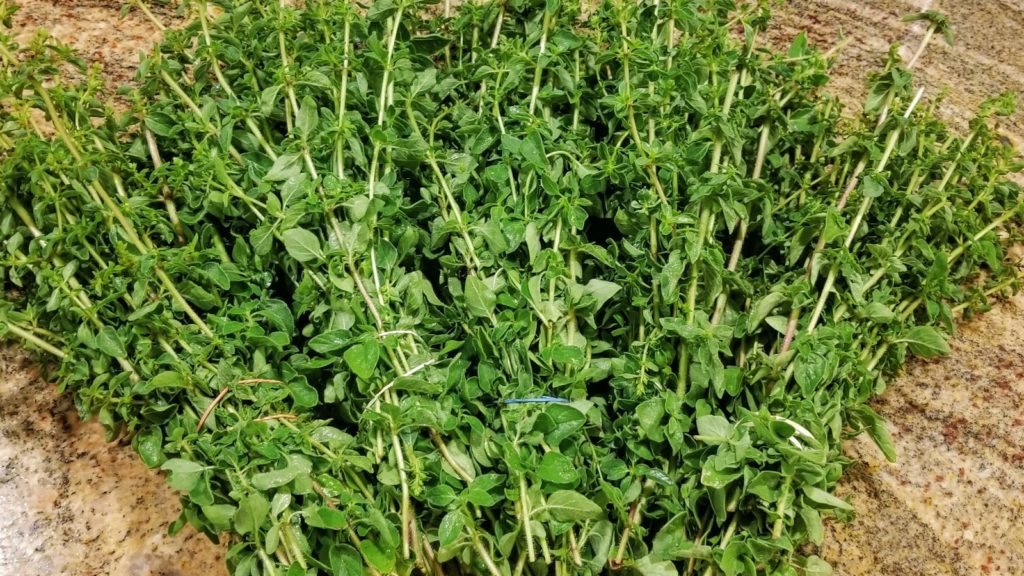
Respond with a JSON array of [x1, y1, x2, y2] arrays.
[[1, 1, 1021, 575]]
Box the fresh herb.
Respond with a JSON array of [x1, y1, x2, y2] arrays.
[[1, 1, 1021, 575]]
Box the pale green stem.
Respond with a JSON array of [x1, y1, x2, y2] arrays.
[[804, 88, 925, 334], [3, 321, 66, 358], [520, 474, 536, 562], [528, 9, 551, 115]]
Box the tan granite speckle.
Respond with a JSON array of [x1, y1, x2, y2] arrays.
[[0, 347, 226, 575], [814, 295, 1024, 576], [768, 0, 1024, 138]]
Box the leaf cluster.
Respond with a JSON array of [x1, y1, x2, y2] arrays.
[[1, 1, 1022, 576]]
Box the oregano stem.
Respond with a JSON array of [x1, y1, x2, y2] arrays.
[[4, 320, 66, 358]]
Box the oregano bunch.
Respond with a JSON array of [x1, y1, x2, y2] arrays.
[[1, 1, 1022, 575]]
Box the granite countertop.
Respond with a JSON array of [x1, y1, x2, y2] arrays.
[[816, 294, 1024, 575], [1, 1, 1023, 575], [0, 349, 225, 575]]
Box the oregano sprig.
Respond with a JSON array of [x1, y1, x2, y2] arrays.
[[2, 2, 1022, 575]]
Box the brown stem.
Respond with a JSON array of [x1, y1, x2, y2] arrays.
[[780, 307, 800, 354], [197, 379, 282, 431], [610, 496, 645, 570]]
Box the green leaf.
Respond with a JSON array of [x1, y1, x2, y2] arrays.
[[541, 343, 584, 365], [805, 556, 833, 576], [250, 224, 275, 255], [202, 504, 237, 533], [794, 352, 827, 396], [366, 0, 397, 21], [661, 317, 701, 340], [637, 398, 665, 442], [722, 367, 743, 396], [307, 507, 347, 530], [520, 131, 546, 170], [234, 492, 270, 535], [392, 136, 428, 165], [464, 275, 496, 319], [359, 539, 396, 573], [161, 459, 205, 491], [282, 228, 324, 262], [525, 222, 541, 261], [289, 380, 319, 408], [695, 415, 732, 445], [474, 219, 508, 254], [862, 173, 885, 198], [898, 325, 950, 357], [411, 68, 437, 96], [251, 466, 302, 490], [542, 490, 603, 522], [271, 493, 292, 517], [851, 405, 897, 462], [535, 404, 586, 446], [658, 251, 684, 301], [720, 541, 746, 576], [96, 326, 126, 358], [788, 31, 808, 57], [634, 555, 678, 576], [126, 301, 160, 322], [144, 113, 174, 137], [802, 486, 853, 511], [265, 151, 303, 182], [438, 511, 464, 547], [344, 340, 380, 380], [260, 85, 283, 116], [863, 302, 895, 323], [296, 96, 319, 139], [260, 300, 295, 334], [801, 508, 824, 545], [464, 474, 504, 506], [328, 544, 363, 576], [700, 459, 742, 489], [309, 329, 350, 353], [135, 427, 164, 468], [749, 291, 787, 331], [652, 514, 713, 560], [139, 370, 186, 393], [537, 452, 579, 484], [336, 222, 370, 258], [585, 279, 622, 313]]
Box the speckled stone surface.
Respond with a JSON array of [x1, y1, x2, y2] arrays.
[[1, 1, 1023, 575], [767, 0, 1024, 142], [815, 296, 1024, 575], [0, 348, 226, 576]]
